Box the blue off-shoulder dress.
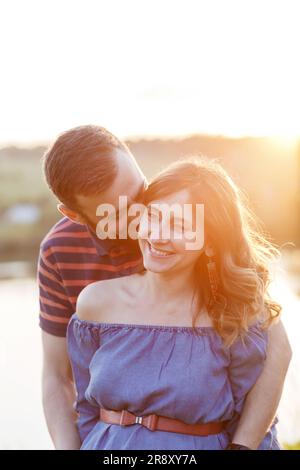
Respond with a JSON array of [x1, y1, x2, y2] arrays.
[[66, 313, 280, 450]]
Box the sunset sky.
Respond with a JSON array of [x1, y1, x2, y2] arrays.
[[0, 0, 299, 144]]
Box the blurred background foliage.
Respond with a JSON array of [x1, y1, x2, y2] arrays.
[[0, 135, 299, 275]]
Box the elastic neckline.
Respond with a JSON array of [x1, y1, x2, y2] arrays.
[[71, 312, 215, 332]]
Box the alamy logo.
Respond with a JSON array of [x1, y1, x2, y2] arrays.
[[95, 196, 205, 250]]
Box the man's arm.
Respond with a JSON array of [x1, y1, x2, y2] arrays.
[[38, 227, 82, 449], [42, 331, 81, 450], [231, 319, 292, 449]]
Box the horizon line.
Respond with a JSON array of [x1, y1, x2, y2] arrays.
[[1, 131, 299, 149]]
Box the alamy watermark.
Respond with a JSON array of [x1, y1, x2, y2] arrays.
[[95, 196, 205, 250]]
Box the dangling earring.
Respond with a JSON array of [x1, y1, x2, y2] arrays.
[[206, 254, 219, 304]]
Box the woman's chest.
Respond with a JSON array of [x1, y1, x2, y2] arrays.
[[85, 329, 231, 417]]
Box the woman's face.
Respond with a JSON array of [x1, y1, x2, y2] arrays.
[[138, 189, 205, 274]]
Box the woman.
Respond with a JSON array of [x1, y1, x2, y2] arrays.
[[67, 156, 282, 450]]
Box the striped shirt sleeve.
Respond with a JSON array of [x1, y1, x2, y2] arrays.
[[38, 241, 74, 337]]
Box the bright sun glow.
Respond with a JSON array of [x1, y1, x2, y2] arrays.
[[0, 0, 299, 144]]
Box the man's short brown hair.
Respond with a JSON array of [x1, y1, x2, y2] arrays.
[[43, 125, 129, 208]]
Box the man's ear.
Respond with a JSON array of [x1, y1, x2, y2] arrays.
[[57, 203, 85, 225]]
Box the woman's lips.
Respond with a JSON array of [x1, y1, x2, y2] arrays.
[[146, 241, 176, 258]]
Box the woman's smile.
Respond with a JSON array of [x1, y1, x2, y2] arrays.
[[146, 240, 177, 259]]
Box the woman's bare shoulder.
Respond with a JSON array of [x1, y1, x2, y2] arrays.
[[75, 273, 139, 322]]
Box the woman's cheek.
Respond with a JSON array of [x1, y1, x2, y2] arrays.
[[171, 232, 187, 253], [172, 230, 199, 253]]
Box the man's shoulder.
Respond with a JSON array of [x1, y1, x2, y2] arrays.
[[40, 217, 88, 252]]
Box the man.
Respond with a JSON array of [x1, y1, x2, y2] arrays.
[[39, 125, 292, 449]]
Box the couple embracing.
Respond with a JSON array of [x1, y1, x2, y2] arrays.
[[39, 125, 291, 450]]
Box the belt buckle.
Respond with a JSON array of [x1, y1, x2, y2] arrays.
[[120, 409, 159, 431]]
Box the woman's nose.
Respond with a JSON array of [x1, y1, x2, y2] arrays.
[[149, 218, 172, 243], [149, 236, 169, 245]]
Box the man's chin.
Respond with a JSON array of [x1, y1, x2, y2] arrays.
[[115, 235, 140, 248]]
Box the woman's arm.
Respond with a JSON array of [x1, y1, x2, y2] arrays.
[[66, 285, 104, 446], [231, 319, 292, 449]]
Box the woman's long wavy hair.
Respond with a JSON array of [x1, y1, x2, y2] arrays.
[[143, 155, 282, 346]]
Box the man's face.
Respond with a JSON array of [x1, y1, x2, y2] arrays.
[[75, 148, 147, 238]]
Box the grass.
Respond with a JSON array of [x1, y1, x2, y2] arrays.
[[283, 441, 300, 450]]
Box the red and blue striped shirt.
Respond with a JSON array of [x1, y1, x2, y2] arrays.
[[38, 217, 143, 337]]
